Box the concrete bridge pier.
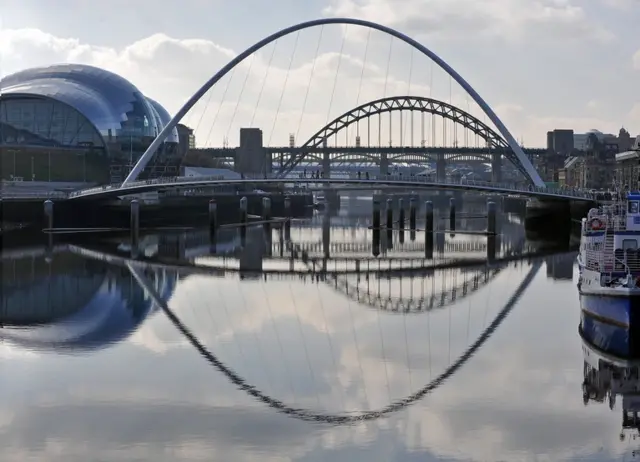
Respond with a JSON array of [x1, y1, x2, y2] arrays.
[[372, 199, 381, 257], [436, 155, 446, 182], [379, 152, 389, 176], [284, 196, 291, 240], [322, 149, 331, 179], [386, 198, 393, 249], [130, 200, 140, 256], [491, 153, 502, 183], [487, 235, 497, 263], [43, 200, 54, 230], [208, 199, 217, 245], [436, 229, 445, 254], [398, 198, 405, 244], [487, 201, 497, 235], [262, 197, 272, 257], [239, 196, 248, 245], [425, 200, 434, 259]]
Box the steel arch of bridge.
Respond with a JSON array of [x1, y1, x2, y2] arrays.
[[279, 96, 509, 173], [122, 17, 545, 188]]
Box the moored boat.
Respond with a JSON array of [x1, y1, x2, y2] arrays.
[[578, 192, 640, 328]]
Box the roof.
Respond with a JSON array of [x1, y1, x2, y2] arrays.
[[183, 166, 242, 179], [0, 64, 178, 143], [616, 151, 640, 162], [564, 156, 581, 169]]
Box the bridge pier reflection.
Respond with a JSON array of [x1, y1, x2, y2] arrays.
[[322, 212, 330, 262], [398, 198, 405, 244], [240, 227, 264, 276]]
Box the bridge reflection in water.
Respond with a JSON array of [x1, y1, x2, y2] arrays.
[[0, 210, 593, 461]]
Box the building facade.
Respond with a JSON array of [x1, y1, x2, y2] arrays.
[[574, 128, 635, 153], [547, 129, 575, 156], [177, 124, 195, 158], [615, 137, 640, 190], [0, 64, 181, 185], [558, 132, 619, 189]]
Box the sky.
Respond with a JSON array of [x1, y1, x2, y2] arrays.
[[1, 0, 639, 148]]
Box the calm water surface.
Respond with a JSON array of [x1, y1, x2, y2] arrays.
[[0, 199, 629, 461]]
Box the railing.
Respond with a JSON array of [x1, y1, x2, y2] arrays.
[[68, 173, 599, 200], [0, 190, 69, 199], [583, 211, 640, 275]]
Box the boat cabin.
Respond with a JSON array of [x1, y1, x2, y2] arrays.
[[627, 193, 640, 231]]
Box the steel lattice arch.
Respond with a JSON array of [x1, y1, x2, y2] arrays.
[[277, 95, 514, 175]]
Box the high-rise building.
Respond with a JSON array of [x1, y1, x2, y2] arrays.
[[177, 124, 195, 157], [546, 129, 574, 156]]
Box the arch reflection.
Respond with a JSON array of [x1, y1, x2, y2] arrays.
[[0, 247, 177, 352], [124, 254, 542, 424]]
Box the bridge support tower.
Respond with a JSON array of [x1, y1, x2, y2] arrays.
[[234, 128, 271, 176]]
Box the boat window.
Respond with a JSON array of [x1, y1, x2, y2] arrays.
[[623, 239, 638, 250], [629, 201, 639, 213]]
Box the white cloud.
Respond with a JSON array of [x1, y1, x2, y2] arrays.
[[323, 0, 615, 42], [0, 7, 636, 150], [600, 0, 639, 9], [1, 27, 451, 148], [634, 49, 640, 70]]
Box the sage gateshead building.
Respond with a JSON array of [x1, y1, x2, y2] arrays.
[[0, 64, 182, 185]]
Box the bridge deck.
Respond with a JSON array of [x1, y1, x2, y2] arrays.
[[66, 176, 596, 202]]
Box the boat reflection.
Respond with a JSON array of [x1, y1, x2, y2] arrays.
[[0, 246, 177, 352], [581, 306, 640, 443]]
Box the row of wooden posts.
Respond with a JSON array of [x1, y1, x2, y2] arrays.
[[41, 195, 496, 256], [371, 197, 497, 234], [42, 195, 293, 251], [207, 196, 293, 244]]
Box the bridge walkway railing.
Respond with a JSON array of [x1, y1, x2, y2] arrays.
[[67, 173, 599, 201]]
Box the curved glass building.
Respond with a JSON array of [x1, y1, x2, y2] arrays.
[[0, 64, 181, 184]]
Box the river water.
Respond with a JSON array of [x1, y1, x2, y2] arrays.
[[0, 197, 632, 461]]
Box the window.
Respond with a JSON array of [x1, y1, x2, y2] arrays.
[[0, 98, 104, 149], [629, 201, 639, 214], [623, 239, 638, 250]]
